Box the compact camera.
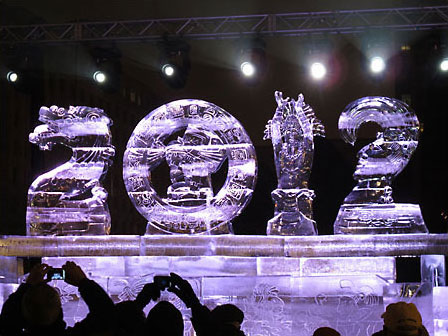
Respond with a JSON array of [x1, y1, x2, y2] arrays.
[[154, 275, 171, 290], [47, 268, 65, 281]]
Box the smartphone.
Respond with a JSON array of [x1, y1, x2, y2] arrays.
[[47, 268, 65, 281], [154, 275, 171, 290]]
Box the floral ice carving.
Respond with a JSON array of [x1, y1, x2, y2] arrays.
[[264, 91, 325, 235], [26, 105, 115, 235]]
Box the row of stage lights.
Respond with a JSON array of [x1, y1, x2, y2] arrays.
[[5, 44, 448, 87], [93, 55, 448, 84], [6, 57, 448, 85]]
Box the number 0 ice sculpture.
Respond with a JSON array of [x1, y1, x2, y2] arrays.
[[26, 105, 115, 235], [334, 97, 428, 234], [264, 92, 325, 235], [123, 99, 257, 234]]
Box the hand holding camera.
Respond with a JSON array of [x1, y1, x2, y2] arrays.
[[168, 273, 200, 308], [26, 264, 51, 285], [134, 275, 171, 308], [62, 261, 87, 287], [26, 262, 86, 287]]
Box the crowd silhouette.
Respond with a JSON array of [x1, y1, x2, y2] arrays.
[[0, 262, 429, 336]]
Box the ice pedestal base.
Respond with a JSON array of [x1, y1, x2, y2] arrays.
[[334, 203, 429, 234], [38, 256, 394, 336]]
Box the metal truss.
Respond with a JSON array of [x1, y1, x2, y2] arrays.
[[1, 6, 448, 44]]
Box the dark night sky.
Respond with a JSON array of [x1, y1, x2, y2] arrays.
[[1, 0, 447, 236]]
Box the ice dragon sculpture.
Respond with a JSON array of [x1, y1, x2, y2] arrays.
[[123, 99, 257, 234], [26, 105, 115, 235], [264, 91, 325, 235], [334, 96, 428, 234]]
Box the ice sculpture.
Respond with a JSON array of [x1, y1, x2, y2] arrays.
[[264, 91, 325, 235], [334, 96, 428, 234], [123, 99, 257, 234], [26, 105, 115, 235]]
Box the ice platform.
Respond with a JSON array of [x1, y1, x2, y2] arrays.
[[1, 233, 447, 257], [1, 234, 447, 336]]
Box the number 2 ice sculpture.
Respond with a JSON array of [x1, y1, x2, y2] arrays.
[[123, 99, 257, 234], [264, 91, 325, 235], [334, 96, 428, 234], [26, 105, 115, 235]]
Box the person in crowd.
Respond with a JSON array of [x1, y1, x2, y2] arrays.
[[168, 272, 245, 336], [0, 261, 115, 336], [313, 326, 341, 336], [144, 300, 184, 336], [114, 278, 183, 336], [372, 302, 429, 336]]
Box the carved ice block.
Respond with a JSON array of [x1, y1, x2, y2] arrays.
[[264, 92, 325, 236], [433, 287, 448, 336], [383, 283, 434, 335], [0, 256, 23, 283], [123, 99, 257, 235], [26, 105, 115, 236], [39, 255, 396, 335], [334, 97, 428, 234]]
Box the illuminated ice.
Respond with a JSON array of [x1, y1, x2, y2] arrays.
[[26, 105, 115, 235], [264, 91, 325, 235], [334, 97, 428, 234], [35, 255, 395, 335], [123, 99, 257, 234]]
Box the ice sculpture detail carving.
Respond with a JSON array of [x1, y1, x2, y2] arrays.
[[123, 99, 257, 234], [264, 91, 325, 235], [334, 96, 428, 234], [26, 105, 115, 235]]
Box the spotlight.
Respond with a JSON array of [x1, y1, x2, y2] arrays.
[[240, 61, 255, 77], [440, 58, 448, 72], [158, 39, 190, 89], [310, 62, 326, 80], [6, 71, 18, 83], [162, 64, 175, 77], [93, 70, 107, 83], [370, 56, 386, 74], [91, 47, 122, 92], [238, 38, 266, 83]]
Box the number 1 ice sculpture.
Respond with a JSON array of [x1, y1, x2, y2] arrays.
[[123, 99, 257, 234], [334, 96, 428, 234], [26, 106, 115, 235], [264, 91, 325, 235]]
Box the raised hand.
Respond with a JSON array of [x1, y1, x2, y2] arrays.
[[168, 273, 199, 308], [135, 282, 161, 308], [26, 263, 51, 284], [62, 261, 87, 287]]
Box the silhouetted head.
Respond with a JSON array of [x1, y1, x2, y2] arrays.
[[21, 283, 62, 327], [145, 301, 183, 336], [313, 326, 341, 336], [115, 301, 146, 335], [381, 302, 422, 336], [211, 304, 244, 329]]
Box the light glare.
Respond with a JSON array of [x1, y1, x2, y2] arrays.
[[440, 59, 448, 72], [162, 64, 175, 77], [310, 62, 326, 80], [370, 56, 386, 73], [7, 71, 18, 83], [240, 62, 255, 77], [93, 71, 106, 83]]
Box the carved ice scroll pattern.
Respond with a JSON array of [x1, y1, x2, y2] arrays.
[[123, 99, 257, 234], [264, 91, 325, 236], [334, 97, 428, 234], [26, 105, 115, 236]]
